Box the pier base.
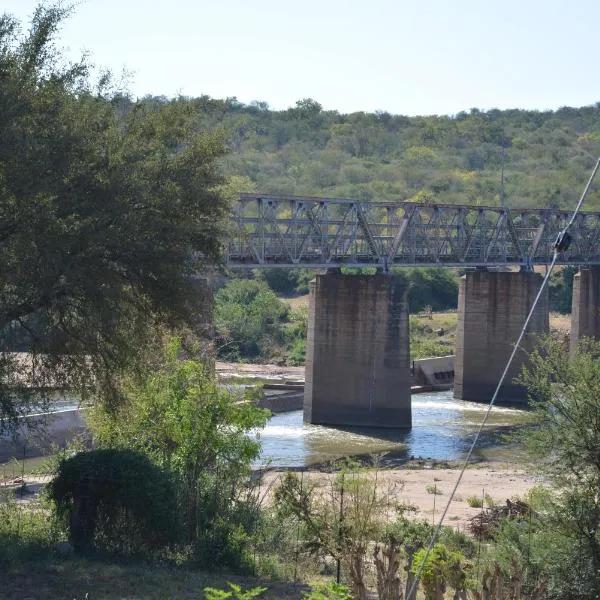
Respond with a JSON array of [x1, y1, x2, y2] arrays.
[[454, 271, 549, 404], [303, 273, 411, 428], [570, 267, 600, 354]]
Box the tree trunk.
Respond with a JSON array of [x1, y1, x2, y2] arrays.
[[349, 552, 368, 600], [373, 541, 403, 600]]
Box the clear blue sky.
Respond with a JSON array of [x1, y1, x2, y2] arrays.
[[4, 0, 600, 116]]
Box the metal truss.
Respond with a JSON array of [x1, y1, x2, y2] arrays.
[[226, 193, 600, 269]]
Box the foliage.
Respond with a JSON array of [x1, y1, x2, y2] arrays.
[[275, 465, 397, 599], [0, 5, 226, 428], [548, 266, 577, 314], [411, 543, 468, 600], [0, 494, 60, 566], [254, 268, 315, 296], [204, 583, 267, 600], [87, 337, 270, 569], [48, 448, 179, 553], [409, 311, 456, 360], [172, 95, 600, 213], [467, 495, 483, 508], [302, 582, 352, 599], [401, 268, 459, 313], [215, 279, 290, 359], [425, 484, 443, 495], [284, 306, 308, 365], [516, 335, 600, 597], [274, 463, 474, 600]]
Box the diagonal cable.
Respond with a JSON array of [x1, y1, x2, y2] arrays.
[[407, 156, 600, 600]]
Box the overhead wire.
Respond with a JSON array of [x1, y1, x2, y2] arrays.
[[406, 156, 600, 600]]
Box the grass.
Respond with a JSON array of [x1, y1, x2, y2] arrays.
[[2, 557, 305, 600], [466, 495, 484, 508], [410, 312, 457, 359], [425, 484, 443, 495]]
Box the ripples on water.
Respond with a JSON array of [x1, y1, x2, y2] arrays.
[[254, 391, 531, 468]]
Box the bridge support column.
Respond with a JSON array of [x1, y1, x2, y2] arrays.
[[570, 267, 600, 354], [454, 271, 549, 404], [304, 273, 411, 428]]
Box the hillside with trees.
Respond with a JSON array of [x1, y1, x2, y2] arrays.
[[164, 96, 600, 210]]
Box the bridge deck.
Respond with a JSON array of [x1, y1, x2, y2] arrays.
[[226, 194, 600, 268]]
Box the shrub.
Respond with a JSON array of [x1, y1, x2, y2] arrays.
[[466, 495, 483, 508], [426, 484, 443, 495], [87, 337, 270, 570], [204, 583, 267, 600], [302, 582, 352, 599], [48, 448, 179, 553], [0, 495, 59, 566], [215, 279, 289, 359]]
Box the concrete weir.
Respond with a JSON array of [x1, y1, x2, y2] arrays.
[[571, 267, 600, 354], [303, 272, 411, 428], [454, 270, 549, 404]]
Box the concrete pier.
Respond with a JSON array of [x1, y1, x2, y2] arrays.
[[570, 267, 600, 354], [304, 273, 411, 428], [454, 270, 549, 404]]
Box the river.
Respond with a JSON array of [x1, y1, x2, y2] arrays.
[[255, 390, 532, 468]]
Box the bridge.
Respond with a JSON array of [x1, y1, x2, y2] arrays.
[[224, 194, 600, 431], [227, 193, 600, 269]]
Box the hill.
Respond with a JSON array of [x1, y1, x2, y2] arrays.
[[163, 96, 600, 209]]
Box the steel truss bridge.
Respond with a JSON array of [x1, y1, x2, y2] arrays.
[[226, 194, 600, 269]]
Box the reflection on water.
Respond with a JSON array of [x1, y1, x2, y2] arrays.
[[255, 391, 531, 467]]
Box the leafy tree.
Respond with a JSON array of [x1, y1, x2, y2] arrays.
[[411, 543, 467, 600], [254, 268, 315, 296], [402, 268, 459, 313], [214, 279, 289, 359], [87, 337, 270, 569], [516, 335, 600, 597], [0, 5, 227, 428], [548, 266, 577, 314]]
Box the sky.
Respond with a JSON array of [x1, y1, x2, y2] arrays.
[[3, 0, 600, 116]]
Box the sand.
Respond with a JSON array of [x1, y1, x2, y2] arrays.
[[260, 464, 541, 531]]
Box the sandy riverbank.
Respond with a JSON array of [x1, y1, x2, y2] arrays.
[[217, 361, 305, 382], [260, 464, 540, 531]]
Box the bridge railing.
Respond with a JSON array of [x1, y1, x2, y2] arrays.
[[226, 194, 600, 268]]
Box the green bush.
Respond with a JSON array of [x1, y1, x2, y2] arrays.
[[466, 495, 483, 508], [254, 268, 314, 296], [302, 582, 352, 599], [400, 268, 459, 313], [48, 449, 179, 554], [0, 495, 59, 566], [204, 583, 267, 599], [87, 337, 270, 570], [215, 279, 289, 359]]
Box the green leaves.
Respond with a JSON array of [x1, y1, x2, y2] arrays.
[[215, 279, 289, 360], [203, 583, 267, 600], [0, 5, 228, 425]]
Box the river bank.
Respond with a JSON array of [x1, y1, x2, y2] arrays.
[[260, 463, 540, 531]]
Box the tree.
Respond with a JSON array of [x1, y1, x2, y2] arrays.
[[517, 335, 600, 597], [87, 336, 270, 568], [0, 5, 227, 428], [214, 279, 289, 359]]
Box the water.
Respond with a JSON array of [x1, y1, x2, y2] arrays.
[[255, 391, 532, 467]]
